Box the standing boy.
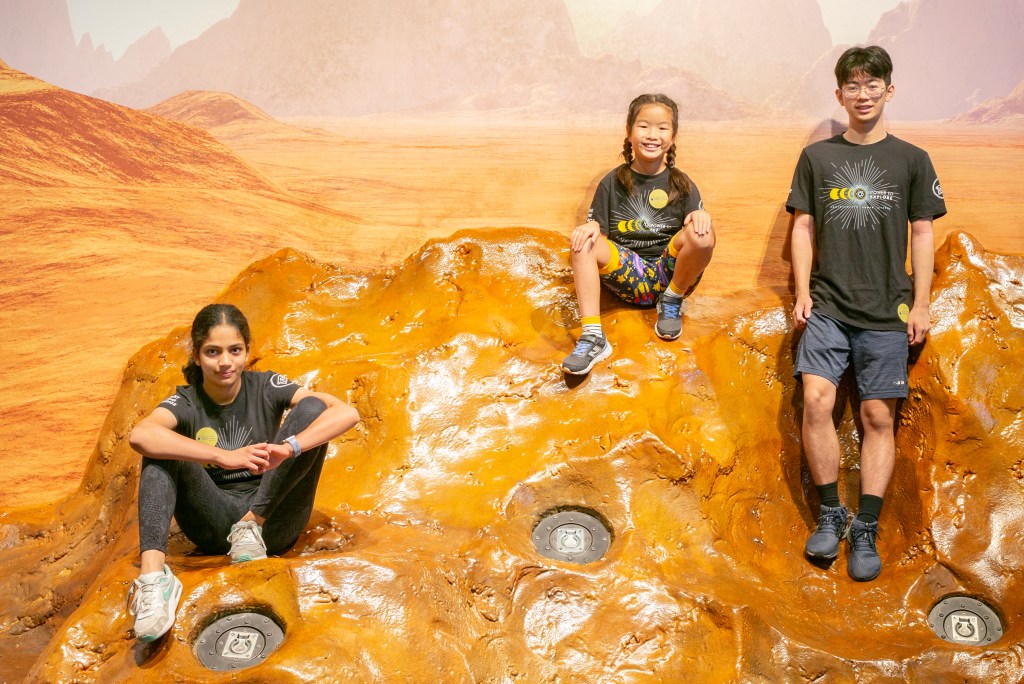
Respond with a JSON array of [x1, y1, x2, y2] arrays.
[[786, 46, 946, 581]]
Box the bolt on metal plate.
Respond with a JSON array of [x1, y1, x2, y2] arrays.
[[928, 596, 1003, 646], [533, 509, 611, 564], [194, 611, 285, 671]]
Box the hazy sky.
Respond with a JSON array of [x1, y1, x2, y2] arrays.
[[66, 0, 240, 57], [67, 0, 905, 59]]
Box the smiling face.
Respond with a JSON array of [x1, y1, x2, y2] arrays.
[[836, 70, 894, 129], [194, 324, 248, 402], [627, 103, 676, 174]]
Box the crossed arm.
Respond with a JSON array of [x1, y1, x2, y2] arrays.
[[128, 388, 360, 475]]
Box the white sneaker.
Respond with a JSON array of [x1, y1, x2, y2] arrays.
[[127, 565, 183, 642], [227, 520, 268, 563]]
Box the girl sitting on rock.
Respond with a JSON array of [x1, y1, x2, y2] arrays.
[[561, 93, 716, 375], [126, 303, 359, 641]]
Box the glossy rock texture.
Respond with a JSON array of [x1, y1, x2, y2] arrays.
[[1, 229, 1021, 682]]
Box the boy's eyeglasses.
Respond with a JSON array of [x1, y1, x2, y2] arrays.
[[842, 83, 886, 98]]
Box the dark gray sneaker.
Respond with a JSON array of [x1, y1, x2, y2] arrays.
[[847, 517, 882, 581], [804, 504, 850, 560], [655, 293, 684, 340], [561, 334, 611, 375]]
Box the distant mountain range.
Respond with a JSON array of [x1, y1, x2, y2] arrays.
[[0, 0, 170, 96], [2, 0, 1022, 120], [595, 0, 832, 107], [776, 0, 1024, 120], [950, 79, 1024, 126]]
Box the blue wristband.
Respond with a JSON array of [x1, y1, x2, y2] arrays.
[[284, 436, 302, 457]]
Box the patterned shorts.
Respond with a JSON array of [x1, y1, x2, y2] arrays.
[[599, 241, 703, 307]]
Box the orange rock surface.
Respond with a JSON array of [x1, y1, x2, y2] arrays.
[[1, 229, 1022, 682]]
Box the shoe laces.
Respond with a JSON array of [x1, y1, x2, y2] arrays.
[[127, 575, 166, 620], [659, 296, 682, 319], [228, 521, 265, 549], [849, 521, 878, 550], [571, 334, 603, 357], [816, 508, 848, 536]]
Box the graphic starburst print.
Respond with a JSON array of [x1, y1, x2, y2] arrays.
[[821, 157, 900, 231], [217, 416, 254, 451], [611, 189, 673, 251]]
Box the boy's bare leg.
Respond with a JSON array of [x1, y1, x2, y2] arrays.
[[858, 398, 897, 497], [801, 374, 841, 485], [801, 373, 851, 560]]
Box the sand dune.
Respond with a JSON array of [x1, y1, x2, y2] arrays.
[[0, 63, 275, 191], [147, 89, 279, 129]]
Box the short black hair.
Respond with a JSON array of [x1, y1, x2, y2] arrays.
[[835, 45, 893, 87]]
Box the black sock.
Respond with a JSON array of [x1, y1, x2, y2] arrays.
[[816, 481, 841, 508], [857, 494, 884, 523]]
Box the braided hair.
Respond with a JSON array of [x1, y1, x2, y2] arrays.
[[615, 93, 691, 205]]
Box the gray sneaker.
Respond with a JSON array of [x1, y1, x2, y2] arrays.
[[561, 334, 611, 375], [655, 293, 684, 340], [847, 517, 882, 581], [127, 564, 183, 642], [804, 504, 850, 560], [227, 520, 268, 563]]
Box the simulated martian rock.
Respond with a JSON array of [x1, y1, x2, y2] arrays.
[[1, 229, 1021, 682]]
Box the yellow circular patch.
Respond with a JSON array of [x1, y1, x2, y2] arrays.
[[649, 189, 668, 209], [897, 303, 910, 323], [196, 427, 218, 446]]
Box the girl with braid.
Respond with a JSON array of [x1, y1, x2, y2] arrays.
[[561, 93, 715, 375]]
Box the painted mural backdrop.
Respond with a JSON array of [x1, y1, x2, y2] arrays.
[[1, 0, 1023, 679]]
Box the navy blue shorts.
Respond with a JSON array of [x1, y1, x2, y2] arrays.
[[794, 313, 909, 400]]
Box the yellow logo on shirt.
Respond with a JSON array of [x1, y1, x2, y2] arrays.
[[649, 189, 668, 209], [897, 303, 910, 322], [617, 219, 646, 232], [196, 427, 218, 446]]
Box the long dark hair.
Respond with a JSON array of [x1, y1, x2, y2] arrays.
[[182, 304, 251, 386], [616, 93, 691, 205]]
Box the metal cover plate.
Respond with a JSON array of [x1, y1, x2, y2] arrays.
[[533, 510, 611, 564], [194, 611, 285, 671], [927, 596, 1003, 646]]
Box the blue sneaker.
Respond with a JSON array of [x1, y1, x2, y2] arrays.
[[127, 565, 183, 642], [561, 334, 611, 375], [847, 517, 882, 581], [804, 504, 850, 560], [655, 293, 684, 340]]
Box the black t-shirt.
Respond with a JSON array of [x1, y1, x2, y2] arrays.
[[786, 133, 946, 330], [588, 165, 704, 261], [158, 370, 300, 487]]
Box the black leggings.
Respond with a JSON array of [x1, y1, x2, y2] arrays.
[[138, 397, 328, 555]]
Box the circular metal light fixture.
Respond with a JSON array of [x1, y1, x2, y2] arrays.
[[927, 596, 1003, 646], [194, 611, 285, 671], [533, 509, 611, 564]]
